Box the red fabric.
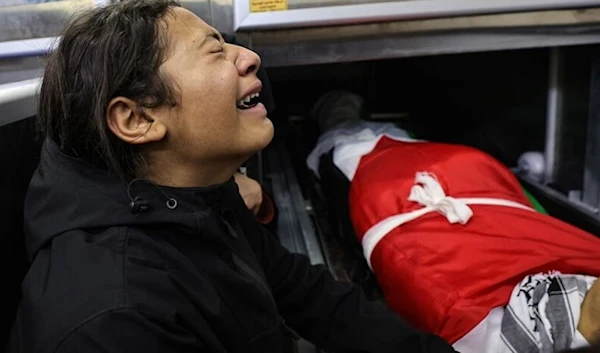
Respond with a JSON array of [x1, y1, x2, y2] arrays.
[[349, 137, 600, 344]]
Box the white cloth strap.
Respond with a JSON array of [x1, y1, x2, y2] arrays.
[[361, 172, 534, 269]]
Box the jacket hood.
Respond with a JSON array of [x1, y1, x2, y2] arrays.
[[24, 139, 242, 260]]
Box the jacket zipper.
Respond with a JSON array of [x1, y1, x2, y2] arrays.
[[224, 216, 301, 340], [231, 254, 301, 340], [231, 252, 276, 308], [221, 216, 273, 302]]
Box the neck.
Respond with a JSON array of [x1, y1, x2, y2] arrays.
[[142, 155, 245, 188]]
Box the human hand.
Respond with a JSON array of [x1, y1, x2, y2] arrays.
[[579, 279, 600, 343], [234, 172, 263, 215]]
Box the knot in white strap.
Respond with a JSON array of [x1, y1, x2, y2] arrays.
[[408, 172, 473, 224]]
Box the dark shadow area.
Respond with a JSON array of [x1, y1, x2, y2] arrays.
[[0, 116, 42, 347]]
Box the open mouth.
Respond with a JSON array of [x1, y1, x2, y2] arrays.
[[237, 92, 260, 110]]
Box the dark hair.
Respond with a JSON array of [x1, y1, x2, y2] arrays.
[[39, 0, 181, 178]]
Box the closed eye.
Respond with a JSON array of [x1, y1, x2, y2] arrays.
[[208, 31, 224, 53], [210, 31, 223, 42]]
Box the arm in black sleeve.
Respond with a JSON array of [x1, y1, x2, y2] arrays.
[[252, 226, 457, 353], [54, 309, 208, 353]]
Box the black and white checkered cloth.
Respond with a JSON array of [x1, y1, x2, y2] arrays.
[[499, 272, 596, 353]]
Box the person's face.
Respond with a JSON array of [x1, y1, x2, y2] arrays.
[[158, 7, 274, 164]]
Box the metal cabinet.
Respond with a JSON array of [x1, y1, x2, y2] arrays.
[[0, 0, 228, 58], [233, 0, 600, 31], [0, 0, 220, 84], [0, 0, 109, 59]]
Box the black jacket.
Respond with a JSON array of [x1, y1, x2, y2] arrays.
[[7, 140, 457, 353]]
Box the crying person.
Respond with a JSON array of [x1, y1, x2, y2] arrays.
[[5, 1, 459, 353]]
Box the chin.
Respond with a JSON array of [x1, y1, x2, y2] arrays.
[[254, 124, 275, 151], [237, 119, 275, 156]]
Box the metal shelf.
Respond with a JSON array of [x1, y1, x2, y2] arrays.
[[234, 0, 600, 31], [0, 78, 40, 127]]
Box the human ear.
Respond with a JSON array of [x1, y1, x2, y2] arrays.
[[106, 97, 167, 145]]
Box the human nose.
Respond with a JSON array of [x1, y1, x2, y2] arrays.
[[232, 46, 261, 77]]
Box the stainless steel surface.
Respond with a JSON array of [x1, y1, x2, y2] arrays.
[[0, 78, 41, 128], [209, 0, 234, 34], [568, 190, 598, 214], [247, 8, 600, 67], [288, 0, 396, 10], [0, 37, 57, 59], [2, 0, 33, 7], [181, 0, 212, 26], [0, 0, 92, 59], [267, 144, 326, 266], [252, 26, 600, 68], [1, 0, 75, 8], [544, 47, 564, 184], [521, 175, 600, 218], [251, 8, 600, 44], [0, 0, 219, 59], [233, 0, 600, 31], [582, 49, 600, 213], [0, 56, 44, 85], [181, 0, 231, 33], [0, 0, 94, 42]]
